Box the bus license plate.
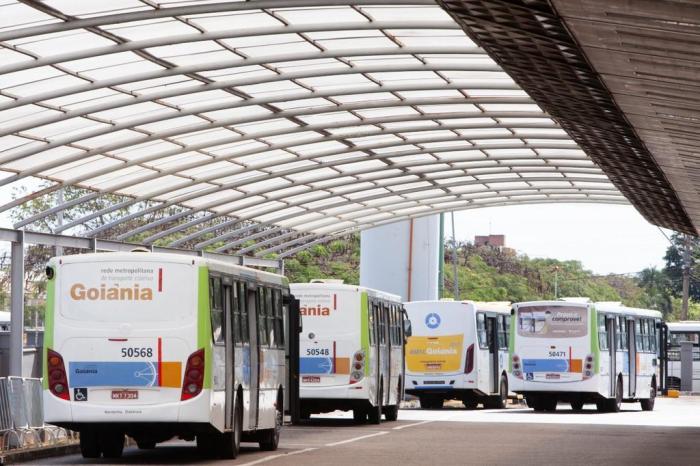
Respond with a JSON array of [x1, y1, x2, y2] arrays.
[[111, 390, 138, 400], [302, 376, 320, 383]]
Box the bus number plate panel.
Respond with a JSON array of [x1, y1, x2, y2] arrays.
[[111, 390, 138, 400], [302, 376, 321, 383]]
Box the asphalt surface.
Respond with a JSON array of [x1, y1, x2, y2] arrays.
[[28, 398, 700, 465]]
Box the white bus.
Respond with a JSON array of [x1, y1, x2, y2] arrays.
[[666, 321, 700, 391], [289, 281, 410, 424], [44, 252, 294, 459], [404, 300, 511, 409], [510, 300, 662, 412]]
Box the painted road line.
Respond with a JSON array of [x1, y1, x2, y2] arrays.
[[325, 431, 389, 447], [393, 420, 435, 430], [238, 447, 318, 466]]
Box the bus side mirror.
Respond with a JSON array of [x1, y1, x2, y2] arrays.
[[404, 319, 412, 338]]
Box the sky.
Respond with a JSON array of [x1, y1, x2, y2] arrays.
[[447, 203, 672, 276]]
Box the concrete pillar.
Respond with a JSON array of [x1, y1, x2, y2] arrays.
[[10, 233, 24, 377], [680, 340, 693, 392], [360, 215, 439, 302]]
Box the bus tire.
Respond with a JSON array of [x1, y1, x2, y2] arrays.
[[221, 396, 242, 459], [259, 395, 282, 451], [570, 399, 584, 411], [543, 397, 557, 412], [606, 377, 623, 413], [641, 379, 656, 412], [368, 388, 383, 424], [100, 431, 124, 459], [383, 384, 401, 421], [462, 398, 478, 410], [491, 375, 508, 409], [79, 430, 101, 459], [353, 408, 367, 423]]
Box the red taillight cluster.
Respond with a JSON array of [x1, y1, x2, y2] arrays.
[[47, 349, 69, 400], [512, 354, 523, 379], [349, 350, 365, 384], [583, 354, 594, 380], [464, 344, 475, 374], [181, 348, 205, 401]]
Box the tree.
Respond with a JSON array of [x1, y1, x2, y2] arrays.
[[635, 268, 673, 316], [663, 233, 700, 300]]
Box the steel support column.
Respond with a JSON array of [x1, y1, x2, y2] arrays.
[[9, 231, 24, 377]]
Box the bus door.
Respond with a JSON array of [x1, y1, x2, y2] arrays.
[[606, 315, 616, 397], [369, 301, 380, 404], [223, 280, 234, 430], [380, 302, 390, 405], [628, 317, 637, 397], [247, 286, 260, 429], [486, 316, 499, 393]]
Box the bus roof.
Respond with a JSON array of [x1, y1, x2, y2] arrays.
[[667, 321, 700, 332], [404, 300, 510, 314], [289, 282, 401, 303], [593, 302, 663, 319], [51, 252, 288, 286]]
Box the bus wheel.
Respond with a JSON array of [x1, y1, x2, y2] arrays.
[[543, 397, 557, 412], [641, 379, 656, 411], [259, 398, 282, 451], [79, 430, 101, 459], [368, 389, 383, 424], [570, 400, 584, 411], [384, 385, 401, 421], [463, 398, 478, 410], [353, 408, 367, 423], [492, 375, 508, 409], [606, 377, 623, 413], [221, 398, 242, 459], [100, 431, 124, 459]]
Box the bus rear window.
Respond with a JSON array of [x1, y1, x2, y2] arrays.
[[59, 262, 194, 324], [517, 306, 588, 338]]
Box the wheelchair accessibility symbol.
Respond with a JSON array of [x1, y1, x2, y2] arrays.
[[425, 313, 441, 329], [74, 387, 88, 402]]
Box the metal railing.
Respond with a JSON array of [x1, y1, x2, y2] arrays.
[[0, 377, 74, 451]]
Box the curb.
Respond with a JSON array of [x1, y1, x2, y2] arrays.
[[0, 442, 80, 465]]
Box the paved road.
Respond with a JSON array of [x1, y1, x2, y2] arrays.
[[30, 398, 700, 465]]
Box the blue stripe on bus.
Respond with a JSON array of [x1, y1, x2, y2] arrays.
[[69, 361, 158, 387], [300, 357, 333, 375], [522, 359, 569, 373]]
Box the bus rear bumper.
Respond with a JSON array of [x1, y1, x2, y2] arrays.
[[43, 389, 212, 425]]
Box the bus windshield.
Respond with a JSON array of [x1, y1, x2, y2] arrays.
[[517, 305, 588, 338]]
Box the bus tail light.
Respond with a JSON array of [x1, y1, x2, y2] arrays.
[[47, 349, 69, 400], [350, 350, 365, 384], [512, 354, 523, 379], [181, 348, 205, 401], [583, 354, 594, 380], [464, 344, 474, 374]]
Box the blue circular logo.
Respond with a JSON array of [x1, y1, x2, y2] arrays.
[[425, 313, 441, 329]]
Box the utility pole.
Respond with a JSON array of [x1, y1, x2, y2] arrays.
[[681, 234, 691, 320], [451, 212, 459, 300], [554, 265, 559, 299]]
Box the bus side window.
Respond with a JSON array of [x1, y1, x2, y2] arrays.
[[209, 276, 225, 345], [616, 316, 627, 350], [273, 288, 284, 348], [368, 302, 376, 346], [497, 316, 507, 349], [257, 288, 269, 346], [477, 313, 488, 349], [232, 282, 240, 344], [635, 319, 643, 351], [598, 314, 608, 351], [238, 282, 249, 344], [265, 288, 275, 347], [379, 303, 386, 346], [649, 319, 657, 353], [504, 316, 510, 347]]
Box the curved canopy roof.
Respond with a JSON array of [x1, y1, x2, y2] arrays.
[[0, 0, 626, 257]]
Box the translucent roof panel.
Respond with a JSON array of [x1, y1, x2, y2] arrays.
[[0, 0, 627, 257]]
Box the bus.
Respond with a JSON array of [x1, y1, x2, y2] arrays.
[[404, 300, 511, 409], [666, 321, 700, 391], [289, 280, 410, 424], [43, 252, 297, 459], [510, 300, 662, 412]]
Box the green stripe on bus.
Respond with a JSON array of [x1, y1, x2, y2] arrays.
[[508, 307, 515, 372], [590, 305, 599, 374], [43, 271, 56, 390], [361, 291, 369, 375], [198, 266, 212, 389]]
